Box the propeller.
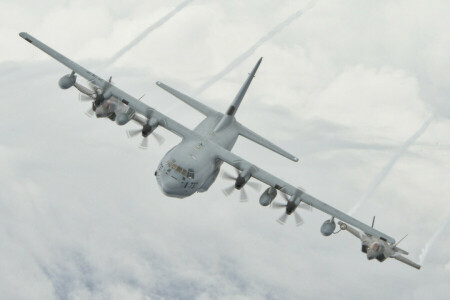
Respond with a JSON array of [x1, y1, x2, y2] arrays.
[[127, 126, 165, 149], [75, 79, 112, 117], [221, 168, 261, 202], [272, 191, 312, 226]]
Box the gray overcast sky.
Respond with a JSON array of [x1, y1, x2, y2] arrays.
[[1, 0, 449, 299]]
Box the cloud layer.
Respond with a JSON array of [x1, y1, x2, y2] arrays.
[[1, 0, 449, 299]]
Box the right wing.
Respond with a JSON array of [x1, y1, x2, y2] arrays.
[[211, 143, 396, 244], [19, 32, 196, 140], [393, 255, 421, 270]]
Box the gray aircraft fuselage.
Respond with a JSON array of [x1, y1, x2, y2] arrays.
[[156, 115, 237, 198]]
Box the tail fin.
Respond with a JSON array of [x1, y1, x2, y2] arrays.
[[225, 57, 298, 162], [226, 57, 262, 116]]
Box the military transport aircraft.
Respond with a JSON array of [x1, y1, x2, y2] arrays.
[[337, 219, 421, 269], [20, 32, 418, 268]]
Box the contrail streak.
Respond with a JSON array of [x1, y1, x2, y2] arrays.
[[419, 213, 450, 265], [100, 0, 194, 70], [348, 115, 435, 215], [194, 0, 317, 95]]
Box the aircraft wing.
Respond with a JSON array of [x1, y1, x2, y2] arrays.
[[393, 254, 421, 270], [19, 32, 196, 140], [212, 144, 396, 244]]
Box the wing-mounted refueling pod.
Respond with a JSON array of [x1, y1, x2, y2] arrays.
[[259, 187, 277, 206], [320, 217, 337, 236], [59, 71, 135, 123]]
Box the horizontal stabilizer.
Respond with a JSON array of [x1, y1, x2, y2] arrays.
[[237, 123, 298, 162], [393, 246, 409, 255], [393, 255, 421, 270], [156, 81, 218, 116]]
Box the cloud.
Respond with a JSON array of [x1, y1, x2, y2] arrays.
[[2, 1, 450, 299], [194, 0, 317, 94], [98, 0, 195, 71], [419, 213, 450, 265], [348, 115, 435, 216]]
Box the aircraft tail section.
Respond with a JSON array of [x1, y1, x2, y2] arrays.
[[156, 81, 219, 117], [237, 123, 299, 162], [226, 57, 262, 116]]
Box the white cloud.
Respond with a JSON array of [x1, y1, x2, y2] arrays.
[[1, 0, 450, 299]]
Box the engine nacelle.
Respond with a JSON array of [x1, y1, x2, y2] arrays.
[[58, 73, 76, 89], [320, 219, 336, 236], [259, 187, 277, 206], [115, 108, 134, 126], [115, 113, 130, 125]]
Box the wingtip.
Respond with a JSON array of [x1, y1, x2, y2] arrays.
[[19, 32, 33, 43]]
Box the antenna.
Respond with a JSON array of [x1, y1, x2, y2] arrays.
[[393, 234, 408, 247], [371, 216, 376, 228]]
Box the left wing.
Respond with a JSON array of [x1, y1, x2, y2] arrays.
[[212, 144, 396, 244]]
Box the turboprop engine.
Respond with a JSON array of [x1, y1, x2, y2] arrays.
[[259, 187, 277, 206], [115, 108, 134, 125], [320, 218, 336, 236]]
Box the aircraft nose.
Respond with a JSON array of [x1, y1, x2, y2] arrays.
[[367, 250, 376, 260], [158, 174, 185, 198]]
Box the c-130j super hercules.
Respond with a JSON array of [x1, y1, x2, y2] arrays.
[[19, 32, 420, 269]]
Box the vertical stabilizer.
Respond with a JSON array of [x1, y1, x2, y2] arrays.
[[226, 57, 262, 116]]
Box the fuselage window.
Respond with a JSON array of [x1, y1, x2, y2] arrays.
[[187, 169, 195, 179]]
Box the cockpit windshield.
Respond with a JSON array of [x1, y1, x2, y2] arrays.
[[167, 160, 194, 179]]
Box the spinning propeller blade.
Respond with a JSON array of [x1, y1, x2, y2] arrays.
[[127, 126, 165, 149], [273, 191, 311, 226], [221, 168, 261, 203]]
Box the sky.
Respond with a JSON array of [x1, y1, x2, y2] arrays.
[[1, 0, 449, 299]]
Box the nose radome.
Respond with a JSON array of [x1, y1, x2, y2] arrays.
[[366, 251, 376, 260], [158, 174, 186, 198]]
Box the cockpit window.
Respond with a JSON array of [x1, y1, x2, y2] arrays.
[[166, 160, 192, 178]]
